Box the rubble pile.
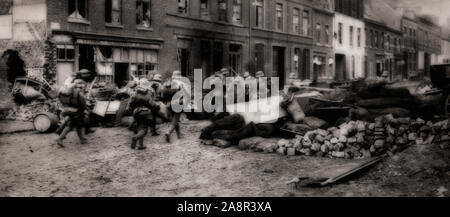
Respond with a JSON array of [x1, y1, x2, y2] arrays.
[[5, 99, 60, 121], [237, 115, 449, 159]]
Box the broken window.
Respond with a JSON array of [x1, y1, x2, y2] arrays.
[[105, 0, 121, 24], [255, 0, 264, 28], [130, 49, 158, 78], [178, 0, 189, 14], [0, 0, 12, 15], [232, 0, 242, 24], [68, 0, 88, 20], [57, 45, 75, 61], [136, 0, 151, 28], [200, 0, 209, 18], [218, 0, 227, 22]]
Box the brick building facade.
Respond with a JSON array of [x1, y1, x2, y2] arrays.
[[364, 0, 403, 81]]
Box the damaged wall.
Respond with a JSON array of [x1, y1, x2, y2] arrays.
[[0, 0, 51, 82]]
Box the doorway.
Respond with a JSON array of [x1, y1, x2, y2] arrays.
[[302, 49, 310, 80], [78, 45, 95, 72], [178, 48, 190, 77], [335, 54, 346, 81], [114, 63, 129, 88], [272, 46, 285, 89]]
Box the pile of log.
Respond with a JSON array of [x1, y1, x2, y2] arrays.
[[237, 115, 449, 159]]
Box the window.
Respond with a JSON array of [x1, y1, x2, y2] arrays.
[[105, 0, 121, 24], [130, 49, 158, 78], [387, 35, 390, 50], [218, 0, 227, 22], [68, 0, 88, 20], [232, 0, 242, 24], [325, 25, 330, 44], [178, 0, 189, 14], [293, 8, 300, 34], [338, 22, 343, 44], [302, 10, 310, 36], [255, 0, 264, 28], [229, 44, 242, 74], [136, 0, 151, 27], [357, 28, 361, 47], [349, 26, 354, 47], [0, 0, 12, 15], [365, 28, 369, 47], [315, 23, 321, 43], [314, 55, 326, 79], [374, 31, 378, 48], [200, 0, 209, 18], [57, 45, 75, 61], [275, 3, 283, 31], [213, 42, 224, 72]]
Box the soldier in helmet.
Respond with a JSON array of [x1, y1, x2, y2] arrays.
[[56, 79, 88, 147], [127, 83, 160, 150], [162, 70, 188, 143]]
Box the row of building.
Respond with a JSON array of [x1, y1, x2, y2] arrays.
[[0, 0, 449, 89]]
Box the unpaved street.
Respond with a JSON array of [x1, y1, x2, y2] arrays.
[[1, 120, 450, 197]]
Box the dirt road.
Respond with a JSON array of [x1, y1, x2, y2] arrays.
[[1, 120, 449, 197]]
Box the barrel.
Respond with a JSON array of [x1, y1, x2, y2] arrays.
[[33, 112, 60, 133]]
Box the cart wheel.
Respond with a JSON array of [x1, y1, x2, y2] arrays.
[[446, 93, 450, 119]]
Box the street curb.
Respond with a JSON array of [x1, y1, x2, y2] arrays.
[[0, 128, 36, 135]]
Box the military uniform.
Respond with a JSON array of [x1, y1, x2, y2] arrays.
[[56, 80, 88, 147], [128, 86, 160, 150]]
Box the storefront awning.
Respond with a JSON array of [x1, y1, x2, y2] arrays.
[[76, 39, 162, 50]]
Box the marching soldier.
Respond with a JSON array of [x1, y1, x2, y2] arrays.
[[127, 84, 160, 150], [162, 70, 188, 143], [56, 79, 88, 147]]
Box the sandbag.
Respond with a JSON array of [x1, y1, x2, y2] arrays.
[[200, 114, 246, 140], [283, 123, 313, 135], [302, 116, 329, 129], [286, 97, 305, 123], [212, 139, 233, 148], [254, 139, 280, 153], [238, 137, 266, 150], [368, 108, 411, 118], [349, 107, 372, 122], [357, 97, 411, 109]]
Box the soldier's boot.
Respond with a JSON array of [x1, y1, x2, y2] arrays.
[[85, 127, 96, 135], [150, 121, 159, 136], [131, 138, 137, 149], [165, 133, 171, 143], [75, 128, 87, 144], [176, 125, 182, 139], [137, 139, 146, 150], [56, 126, 71, 148]]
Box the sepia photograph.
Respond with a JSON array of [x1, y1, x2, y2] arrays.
[[0, 0, 450, 203]]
